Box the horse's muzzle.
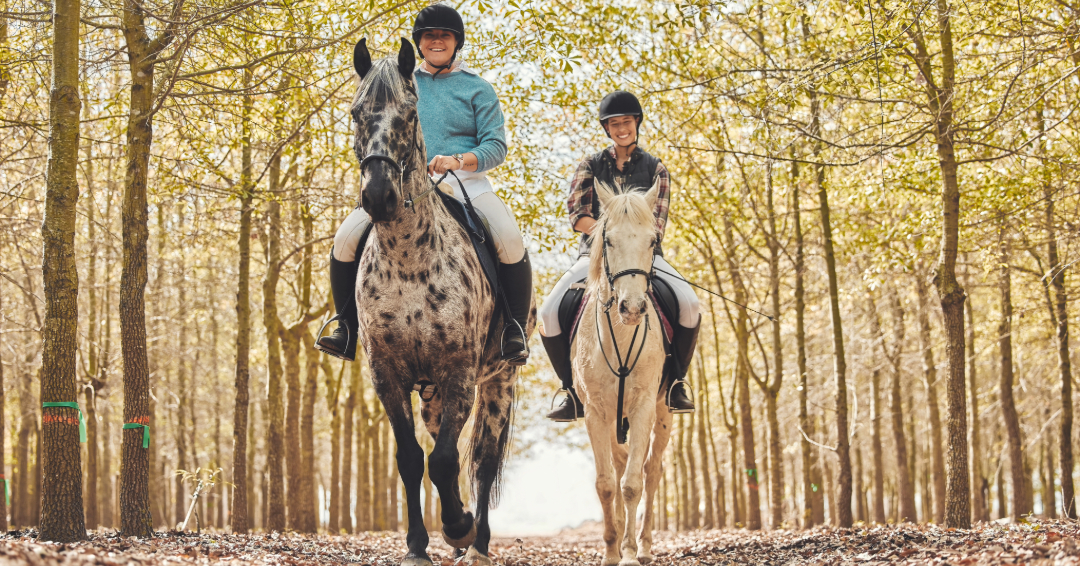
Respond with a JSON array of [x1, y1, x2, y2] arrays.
[[361, 183, 398, 223], [618, 297, 648, 325]]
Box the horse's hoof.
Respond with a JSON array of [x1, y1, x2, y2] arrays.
[[442, 512, 477, 549], [401, 555, 434, 566], [617, 559, 641, 566], [455, 547, 493, 566], [637, 554, 654, 565]]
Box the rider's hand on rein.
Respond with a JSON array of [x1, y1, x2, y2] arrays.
[[427, 155, 462, 175]]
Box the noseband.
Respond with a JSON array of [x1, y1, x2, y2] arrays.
[[600, 225, 654, 311]]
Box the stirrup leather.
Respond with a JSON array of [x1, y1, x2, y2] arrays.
[[666, 378, 696, 414]]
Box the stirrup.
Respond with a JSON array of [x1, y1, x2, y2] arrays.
[[549, 388, 571, 412], [666, 378, 696, 414], [314, 313, 353, 361], [499, 319, 529, 364]]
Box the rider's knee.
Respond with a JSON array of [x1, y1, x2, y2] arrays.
[[333, 208, 370, 262]]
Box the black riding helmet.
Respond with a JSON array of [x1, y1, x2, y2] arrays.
[[598, 90, 644, 139], [412, 4, 466, 59]]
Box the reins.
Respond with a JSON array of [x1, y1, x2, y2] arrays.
[[596, 224, 653, 445]]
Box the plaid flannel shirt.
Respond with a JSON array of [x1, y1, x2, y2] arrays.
[[566, 146, 671, 256]]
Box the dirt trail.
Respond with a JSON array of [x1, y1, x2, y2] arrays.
[[3, 519, 1080, 565]]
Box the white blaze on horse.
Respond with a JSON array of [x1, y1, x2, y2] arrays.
[[574, 181, 673, 566], [350, 38, 533, 566]]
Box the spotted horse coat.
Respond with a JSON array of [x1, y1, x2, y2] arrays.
[[348, 38, 535, 566]]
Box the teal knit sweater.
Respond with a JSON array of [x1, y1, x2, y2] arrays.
[[414, 65, 507, 173]]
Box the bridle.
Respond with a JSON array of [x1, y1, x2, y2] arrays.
[[595, 222, 655, 445], [354, 84, 437, 210], [599, 224, 655, 312]]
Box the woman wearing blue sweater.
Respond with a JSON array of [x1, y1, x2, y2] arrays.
[[317, 4, 532, 365]]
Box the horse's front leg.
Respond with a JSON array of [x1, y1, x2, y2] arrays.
[[585, 403, 622, 566], [376, 385, 432, 566], [637, 398, 673, 565], [617, 389, 659, 566], [461, 374, 516, 566], [428, 379, 476, 549]]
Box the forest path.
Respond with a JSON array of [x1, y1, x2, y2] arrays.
[[2, 520, 1079, 565]]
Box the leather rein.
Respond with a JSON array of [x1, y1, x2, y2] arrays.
[[596, 224, 653, 445]]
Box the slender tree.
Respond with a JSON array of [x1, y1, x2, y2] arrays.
[[906, 0, 970, 528]]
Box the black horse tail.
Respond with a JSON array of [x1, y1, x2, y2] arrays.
[[468, 377, 517, 508]]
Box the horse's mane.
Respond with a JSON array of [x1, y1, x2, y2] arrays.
[[587, 182, 656, 293], [351, 58, 410, 112]]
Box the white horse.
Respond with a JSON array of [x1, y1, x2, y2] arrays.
[[574, 181, 673, 566]]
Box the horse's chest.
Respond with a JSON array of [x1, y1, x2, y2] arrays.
[[357, 265, 487, 361]]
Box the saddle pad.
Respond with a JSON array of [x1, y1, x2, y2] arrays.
[[559, 277, 677, 345]]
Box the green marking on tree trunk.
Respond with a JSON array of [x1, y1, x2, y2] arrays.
[[123, 423, 150, 448], [42, 402, 86, 443]]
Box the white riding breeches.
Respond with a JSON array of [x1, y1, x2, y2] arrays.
[[333, 190, 525, 264], [538, 255, 701, 336]]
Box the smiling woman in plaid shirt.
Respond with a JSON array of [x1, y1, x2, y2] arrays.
[[539, 90, 701, 422]]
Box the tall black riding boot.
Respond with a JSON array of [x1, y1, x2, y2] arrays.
[[315, 250, 360, 361], [666, 319, 700, 414], [541, 333, 584, 422], [498, 251, 533, 366]]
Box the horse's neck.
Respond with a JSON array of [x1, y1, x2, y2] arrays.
[[371, 179, 446, 265]]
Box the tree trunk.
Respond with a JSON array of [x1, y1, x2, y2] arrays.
[[341, 361, 358, 532], [83, 384, 99, 529], [696, 362, 715, 529], [908, 0, 969, 528], [326, 360, 343, 534], [966, 291, 987, 522], [355, 373, 370, 531], [174, 224, 190, 528], [880, 291, 916, 522], [281, 321, 301, 530], [793, 160, 816, 530], [264, 195, 286, 532], [230, 86, 254, 534], [914, 276, 946, 524], [1043, 434, 1056, 518], [83, 142, 100, 531], [854, 445, 866, 523], [721, 216, 761, 530], [0, 285, 7, 532], [997, 229, 1027, 519], [813, 114, 852, 529], [764, 170, 785, 530], [118, 0, 177, 536], [40, 0, 86, 541], [299, 328, 320, 533], [869, 363, 885, 524], [1039, 104, 1075, 518]]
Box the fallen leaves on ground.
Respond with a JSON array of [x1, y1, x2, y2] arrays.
[[3, 518, 1080, 565]]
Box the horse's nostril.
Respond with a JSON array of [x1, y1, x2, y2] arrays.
[[619, 300, 629, 314]]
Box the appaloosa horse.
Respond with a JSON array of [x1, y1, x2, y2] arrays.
[[350, 38, 533, 566], [575, 182, 673, 566]]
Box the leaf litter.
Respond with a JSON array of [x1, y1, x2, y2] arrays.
[[3, 518, 1080, 565]]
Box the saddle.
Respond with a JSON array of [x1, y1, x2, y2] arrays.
[[559, 275, 678, 349]]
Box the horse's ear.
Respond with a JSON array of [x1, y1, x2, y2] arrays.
[[594, 180, 616, 210], [643, 179, 661, 211], [398, 38, 416, 80], [354, 38, 372, 79]]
